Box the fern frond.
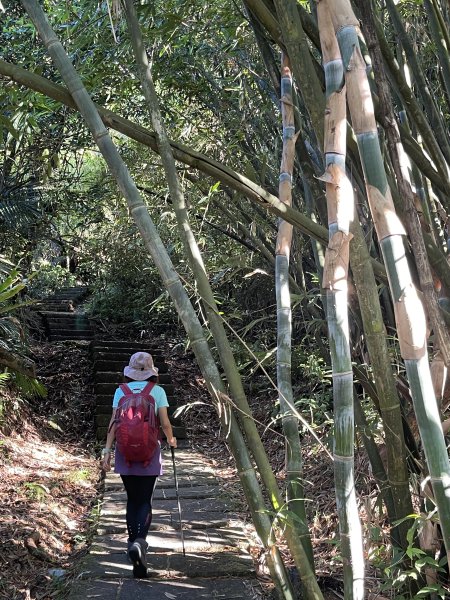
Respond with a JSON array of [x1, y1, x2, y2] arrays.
[[12, 372, 47, 398], [0, 373, 11, 387]]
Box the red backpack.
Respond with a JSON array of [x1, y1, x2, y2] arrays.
[[113, 382, 160, 467]]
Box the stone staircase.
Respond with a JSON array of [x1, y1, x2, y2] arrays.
[[37, 286, 93, 342], [92, 340, 187, 442], [37, 287, 186, 442]]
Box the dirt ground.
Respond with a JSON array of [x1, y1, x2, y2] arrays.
[[0, 341, 101, 600]]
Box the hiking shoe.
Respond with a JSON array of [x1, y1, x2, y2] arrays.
[[128, 538, 148, 578]]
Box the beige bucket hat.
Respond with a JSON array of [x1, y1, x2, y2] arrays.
[[123, 352, 159, 380]]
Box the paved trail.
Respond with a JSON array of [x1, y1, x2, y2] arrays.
[[68, 448, 264, 600]]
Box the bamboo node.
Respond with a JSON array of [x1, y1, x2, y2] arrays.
[[279, 172, 292, 184], [367, 185, 406, 239], [280, 96, 294, 108], [94, 129, 109, 142], [47, 37, 60, 50], [333, 454, 354, 462]]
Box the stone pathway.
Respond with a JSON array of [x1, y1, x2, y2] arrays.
[[68, 449, 264, 600], [36, 287, 264, 599], [37, 286, 92, 342]]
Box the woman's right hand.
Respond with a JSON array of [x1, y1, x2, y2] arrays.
[[101, 450, 112, 471]]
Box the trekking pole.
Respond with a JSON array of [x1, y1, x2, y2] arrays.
[[171, 446, 186, 557]]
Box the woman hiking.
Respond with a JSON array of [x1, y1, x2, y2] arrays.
[[101, 351, 177, 578]]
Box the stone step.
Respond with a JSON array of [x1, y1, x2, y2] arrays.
[[40, 310, 87, 316], [77, 546, 253, 580], [68, 577, 258, 600], [99, 528, 241, 553], [49, 296, 86, 302], [44, 316, 90, 325], [94, 526, 247, 554], [50, 333, 94, 341], [52, 286, 88, 293], [45, 322, 91, 331], [38, 298, 77, 303], [95, 424, 186, 440], [104, 474, 218, 491], [39, 305, 76, 313], [46, 294, 86, 301], [48, 328, 92, 336], [42, 309, 88, 316], [48, 287, 88, 296], [104, 486, 219, 504], [92, 351, 163, 362], [91, 340, 160, 350], [98, 494, 231, 531], [94, 371, 172, 384]]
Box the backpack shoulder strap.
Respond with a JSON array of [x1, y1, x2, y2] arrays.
[[141, 381, 156, 396], [119, 383, 133, 395]]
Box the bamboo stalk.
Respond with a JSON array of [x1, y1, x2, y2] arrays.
[[274, 0, 325, 151], [122, 0, 277, 512], [384, 0, 450, 165], [350, 213, 413, 549], [372, 15, 450, 187], [328, 0, 450, 563], [356, 1, 450, 368], [424, 0, 450, 112], [275, 52, 314, 569], [318, 3, 364, 596]]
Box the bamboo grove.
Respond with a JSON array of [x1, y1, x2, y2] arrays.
[[2, 0, 450, 597]]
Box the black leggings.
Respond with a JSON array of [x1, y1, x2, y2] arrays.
[[120, 475, 157, 543]]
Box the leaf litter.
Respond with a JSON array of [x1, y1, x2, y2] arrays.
[[0, 341, 101, 600]]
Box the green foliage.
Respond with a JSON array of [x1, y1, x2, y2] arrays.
[[0, 267, 46, 432], [370, 513, 450, 599], [83, 225, 177, 326], [292, 348, 332, 424], [27, 264, 78, 298], [22, 481, 49, 502], [12, 372, 47, 399], [66, 468, 91, 484], [0, 268, 29, 354]]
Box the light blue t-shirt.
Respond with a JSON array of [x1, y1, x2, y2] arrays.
[[112, 381, 169, 412]]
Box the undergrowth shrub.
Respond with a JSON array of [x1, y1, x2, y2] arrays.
[[27, 264, 78, 298]]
